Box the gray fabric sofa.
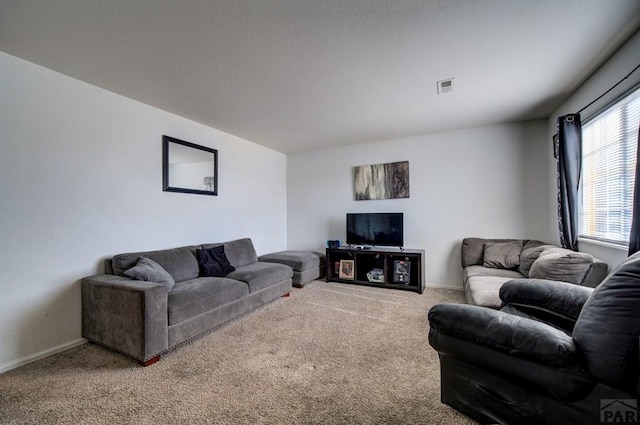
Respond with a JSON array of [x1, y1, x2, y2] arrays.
[[461, 237, 608, 308], [82, 238, 292, 365]]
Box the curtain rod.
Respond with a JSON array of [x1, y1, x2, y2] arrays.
[[577, 63, 640, 114]]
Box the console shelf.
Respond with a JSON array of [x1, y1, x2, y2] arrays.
[[325, 247, 425, 293]]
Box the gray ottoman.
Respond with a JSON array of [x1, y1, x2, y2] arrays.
[[258, 250, 326, 287]]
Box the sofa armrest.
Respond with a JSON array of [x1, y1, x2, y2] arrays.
[[581, 259, 609, 288], [428, 303, 594, 399], [499, 278, 593, 332], [81, 274, 168, 362], [428, 303, 579, 367]]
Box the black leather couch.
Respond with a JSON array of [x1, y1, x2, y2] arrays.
[[428, 251, 640, 424]]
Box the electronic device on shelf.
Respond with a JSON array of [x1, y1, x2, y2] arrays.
[[346, 212, 404, 248], [393, 260, 411, 284], [366, 268, 385, 283], [327, 240, 341, 249], [351, 245, 372, 250]]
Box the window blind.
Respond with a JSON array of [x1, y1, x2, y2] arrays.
[[581, 86, 640, 245]]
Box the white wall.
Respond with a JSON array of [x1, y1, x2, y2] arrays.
[[0, 52, 288, 372], [547, 30, 640, 269], [287, 120, 549, 288]]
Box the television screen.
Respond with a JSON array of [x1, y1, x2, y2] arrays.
[[346, 213, 404, 247]]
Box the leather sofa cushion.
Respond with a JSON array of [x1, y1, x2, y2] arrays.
[[499, 279, 593, 333], [112, 246, 200, 283], [227, 262, 293, 293], [168, 277, 249, 325], [529, 248, 594, 285], [573, 250, 640, 393]]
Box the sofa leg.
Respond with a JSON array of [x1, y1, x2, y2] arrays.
[[139, 355, 160, 367], [281, 292, 291, 298]]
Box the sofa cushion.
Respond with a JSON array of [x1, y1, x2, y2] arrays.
[[518, 241, 556, 277], [465, 276, 518, 309], [201, 238, 258, 269], [112, 246, 200, 283], [167, 277, 249, 325], [196, 246, 235, 277], [123, 257, 175, 291], [529, 248, 594, 285], [483, 241, 523, 269], [461, 238, 521, 267], [226, 262, 293, 293], [464, 265, 524, 281]]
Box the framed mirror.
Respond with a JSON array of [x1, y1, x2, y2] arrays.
[[162, 135, 218, 196]]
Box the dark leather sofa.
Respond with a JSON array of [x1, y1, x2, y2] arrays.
[[428, 251, 640, 424]]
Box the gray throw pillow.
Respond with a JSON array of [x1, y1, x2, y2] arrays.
[[518, 241, 556, 276], [529, 248, 594, 285], [123, 257, 175, 291], [483, 241, 523, 269]]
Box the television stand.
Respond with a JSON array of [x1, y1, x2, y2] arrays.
[[325, 246, 425, 293]]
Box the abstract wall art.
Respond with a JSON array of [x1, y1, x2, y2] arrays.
[[354, 161, 409, 200]]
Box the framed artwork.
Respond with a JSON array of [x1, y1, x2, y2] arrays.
[[339, 260, 355, 280], [354, 161, 409, 200]]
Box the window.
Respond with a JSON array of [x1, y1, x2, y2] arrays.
[[581, 86, 640, 245]]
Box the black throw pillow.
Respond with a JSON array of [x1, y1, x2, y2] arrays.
[[196, 246, 236, 277]]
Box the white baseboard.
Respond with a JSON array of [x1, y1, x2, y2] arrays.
[[425, 282, 464, 291], [0, 338, 87, 374]]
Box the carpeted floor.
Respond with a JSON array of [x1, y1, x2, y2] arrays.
[[0, 281, 475, 425]]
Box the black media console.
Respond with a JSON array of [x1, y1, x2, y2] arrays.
[[325, 246, 425, 294]]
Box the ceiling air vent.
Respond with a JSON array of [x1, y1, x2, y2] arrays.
[[436, 78, 454, 94]]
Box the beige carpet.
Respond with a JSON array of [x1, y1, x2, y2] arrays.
[[0, 281, 475, 425]]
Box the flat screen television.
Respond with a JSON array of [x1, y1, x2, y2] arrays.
[[346, 213, 404, 247]]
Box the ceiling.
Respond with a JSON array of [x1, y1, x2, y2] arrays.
[[1, 1, 640, 153]]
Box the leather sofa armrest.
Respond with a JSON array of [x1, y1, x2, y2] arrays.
[[499, 279, 593, 331], [428, 303, 579, 367], [428, 303, 594, 399], [81, 274, 168, 362]]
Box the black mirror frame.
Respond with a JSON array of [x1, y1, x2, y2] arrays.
[[162, 135, 218, 196]]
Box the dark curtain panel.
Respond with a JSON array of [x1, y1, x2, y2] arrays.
[[628, 122, 640, 255], [557, 114, 582, 251]]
